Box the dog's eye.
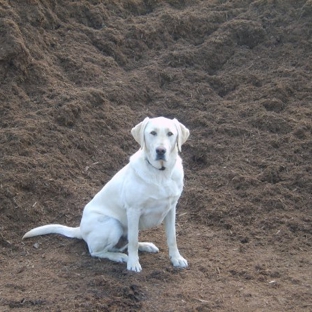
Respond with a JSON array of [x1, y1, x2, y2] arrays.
[[150, 131, 157, 136], [167, 132, 173, 137]]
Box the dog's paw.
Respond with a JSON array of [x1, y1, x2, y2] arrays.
[[138, 242, 159, 253], [127, 259, 142, 272], [171, 255, 188, 268], [109, 252, 128, 263]]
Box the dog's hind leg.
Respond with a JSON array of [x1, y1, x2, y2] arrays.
[[138, 242, 159, 253], [81, 215, 128, 263], [90, 250, 128, 263]]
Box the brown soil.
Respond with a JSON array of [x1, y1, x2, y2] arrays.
[[1, 0, 312, 311]]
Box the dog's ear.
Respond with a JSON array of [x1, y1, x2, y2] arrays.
[[131, 117, 150, 148], [173, 118, 190, 152]]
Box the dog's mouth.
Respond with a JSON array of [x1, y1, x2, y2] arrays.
[[146, 158, 166, 171], [154, 159, 166, 171], [155, 153, 166, 170], [156, 154, 166, 161], [158, 160, 166, 171]]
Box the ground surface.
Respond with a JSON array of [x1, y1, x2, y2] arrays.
[[0, 0, 312, 311]]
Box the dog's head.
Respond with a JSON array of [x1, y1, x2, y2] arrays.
[[131, 117, 189, 170]]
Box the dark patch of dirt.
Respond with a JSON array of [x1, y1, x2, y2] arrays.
[[1, 0, 312, 311]]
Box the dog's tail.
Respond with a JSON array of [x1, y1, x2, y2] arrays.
[[23, 224, 82, 240]]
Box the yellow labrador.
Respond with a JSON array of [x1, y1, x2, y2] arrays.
[[23, 117, 190, 272]]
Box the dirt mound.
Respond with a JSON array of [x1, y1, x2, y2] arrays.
[[1, 0, 311, 311]]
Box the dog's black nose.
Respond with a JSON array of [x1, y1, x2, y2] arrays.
[[156, 147, 166, 156]]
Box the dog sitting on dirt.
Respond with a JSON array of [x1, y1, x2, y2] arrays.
[[23, 117, 190, 272]]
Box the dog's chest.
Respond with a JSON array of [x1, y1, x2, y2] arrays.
[[137, 180, 181, 230], [122, 163, 184, 229], [144, 176, 181, 202]]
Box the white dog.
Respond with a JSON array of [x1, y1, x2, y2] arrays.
[[23, 117, 190, 272]]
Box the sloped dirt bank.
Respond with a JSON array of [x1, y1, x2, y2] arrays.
[[1, 0, 311, 311]]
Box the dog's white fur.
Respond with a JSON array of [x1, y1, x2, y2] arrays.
[[23, 116, 190, 272]]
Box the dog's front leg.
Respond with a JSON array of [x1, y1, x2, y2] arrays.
[[165, 205, 188, 268], [126, 208, 142, 272]]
